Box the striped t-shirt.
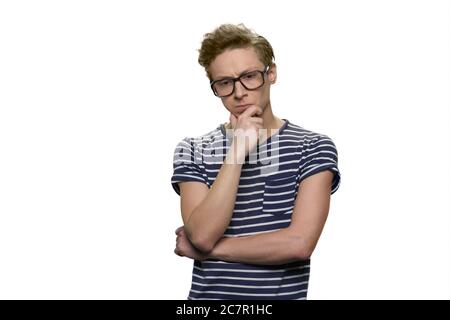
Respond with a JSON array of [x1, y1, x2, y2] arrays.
[[171, 119, 341, 300]]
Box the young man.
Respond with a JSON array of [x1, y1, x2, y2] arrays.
[[171, 23, 341, 300]]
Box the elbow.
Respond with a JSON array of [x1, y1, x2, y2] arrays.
[[295, 247, 313, 260], [293, 239, 314, 260]]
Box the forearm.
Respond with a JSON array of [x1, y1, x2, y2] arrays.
[[208, 227, 311, 265], [185, 142, 244, 252]]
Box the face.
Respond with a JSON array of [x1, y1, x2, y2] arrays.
[[208, 47, 277, 116]]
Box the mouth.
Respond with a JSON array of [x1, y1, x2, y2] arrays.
[[235, 104, 252, 110]]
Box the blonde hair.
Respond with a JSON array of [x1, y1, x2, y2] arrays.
[[198, 23, 275, 79]]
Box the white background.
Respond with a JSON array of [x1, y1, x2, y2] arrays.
[[0, 0, 449, 299]]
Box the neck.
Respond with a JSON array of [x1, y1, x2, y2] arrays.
[[260, 101, 283, 132]]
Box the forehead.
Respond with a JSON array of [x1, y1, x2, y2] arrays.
[[209, 47, 264, 78]]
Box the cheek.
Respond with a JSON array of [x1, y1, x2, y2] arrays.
[[259, 87, 270, 102], [221, 99, 234, 112]]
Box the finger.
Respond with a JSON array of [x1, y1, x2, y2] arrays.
[[229, 112, 237, 129], [241, 105, 262, 118], [250, 117, 264, 125], [249, 120, 264, 130], [175, 226, 184, 235]]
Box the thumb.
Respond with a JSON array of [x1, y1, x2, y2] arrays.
[[229, 112, 238, 129], [175, 226, 184, 235]]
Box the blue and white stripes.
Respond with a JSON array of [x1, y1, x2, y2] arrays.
[[171, 119, 341, 300]]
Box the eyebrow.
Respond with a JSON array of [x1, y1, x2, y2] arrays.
[[214, 67, 261, 81]]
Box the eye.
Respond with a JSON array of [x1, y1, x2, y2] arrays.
[[217, 79, 231, 87], [243, 72, 257, 79]]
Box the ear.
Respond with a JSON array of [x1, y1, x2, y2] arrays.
[[268, 63, 277, 84]]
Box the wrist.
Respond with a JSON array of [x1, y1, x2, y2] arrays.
[[208, 238, 228, 262], [225, 141, 246, 165]]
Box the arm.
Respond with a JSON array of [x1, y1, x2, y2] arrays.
[[178, 106, 263, 253], [209, 170, 334, 264], [176, 170, 334, 264], [179, 150, 243, 253]]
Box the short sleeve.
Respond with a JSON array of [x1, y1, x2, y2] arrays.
[[298, 134, 341, 194], [171, 137, 209, 196]]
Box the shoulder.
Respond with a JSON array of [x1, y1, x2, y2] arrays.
[[283, 121, 336, 149], [173, 125, 224, 156], [285, 121, 341, 193]]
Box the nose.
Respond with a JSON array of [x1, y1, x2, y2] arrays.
[[233, 80, 248, 98]]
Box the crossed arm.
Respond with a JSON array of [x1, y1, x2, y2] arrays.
[[175, 169, 334, 265]]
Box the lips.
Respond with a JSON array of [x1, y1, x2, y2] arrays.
[[235, 104, 252, 109]]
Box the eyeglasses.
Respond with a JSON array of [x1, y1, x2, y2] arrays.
[[210, 65, 270, 98]]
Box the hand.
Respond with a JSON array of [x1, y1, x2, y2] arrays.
[[228, 105, 264, 161], [174, 226, 208, 261]]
